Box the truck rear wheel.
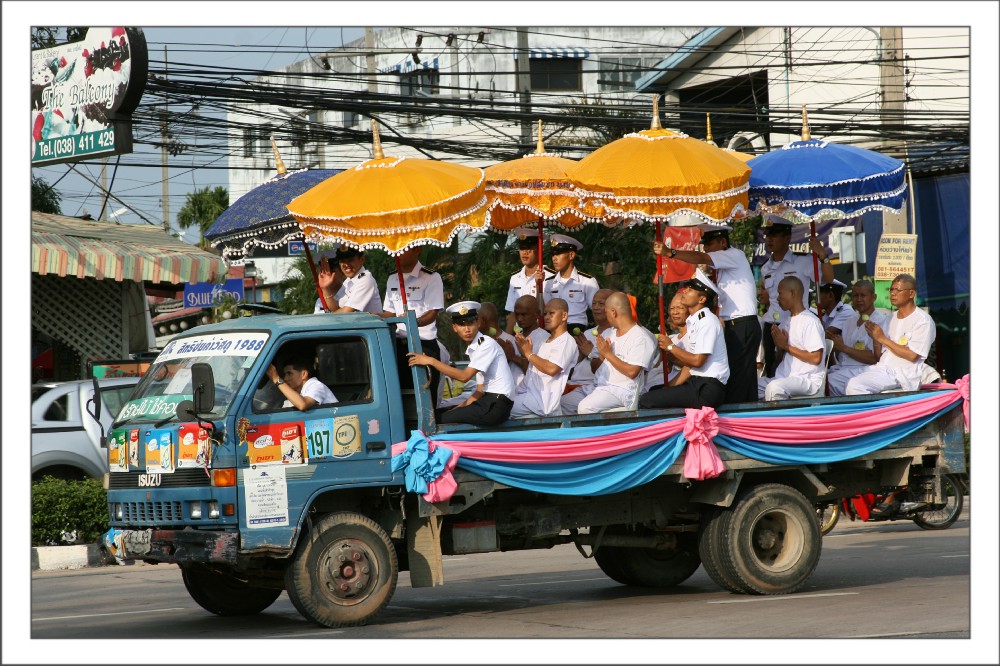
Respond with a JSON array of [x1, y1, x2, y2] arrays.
[[181, 565, 282, 616], [698, 507, 748, 593], [716, 484, 821, 595], [593, 527, 702, 588], [284, 512, 398, 628]]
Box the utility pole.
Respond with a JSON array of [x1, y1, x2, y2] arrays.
[[161, 46, 170, 234], [879, 28, 905, 144], [365, 27, 377, 95], [100, 158, 107, 221], [515, 27, 531, 149]]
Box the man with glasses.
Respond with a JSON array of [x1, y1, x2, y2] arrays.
[[845, 274, 937, 395]]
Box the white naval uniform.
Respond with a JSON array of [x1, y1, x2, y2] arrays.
[[685, 308, 730, 383], [827, 309, 891, 396], [505, 265, 556, 312], [846, 307, 936, 394], [577, 324, 658, 414], [542, 267, 600, 327], [282, 376, 338, 409], [761, 252, 818, 323], [822, 302, 857, 332], [560, 327, 612, 414], [382, 261, 444, 340], [758, 310, 826, 400], [510, 330, 578, 418], [314, 269, 382, 314], [707, 247, 758, 320], [465, 335, 516, 397]]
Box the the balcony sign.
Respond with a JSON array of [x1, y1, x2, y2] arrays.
[[31, 27, 148, 166], [183, 278, 246, 308]]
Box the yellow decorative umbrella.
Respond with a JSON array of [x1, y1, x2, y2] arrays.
[[287, 121, 488, 257], [484, 120, 603, 232]]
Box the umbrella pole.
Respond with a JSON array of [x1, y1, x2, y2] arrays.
[[655, 222, 669, 374], [810, 222, 823, 320], [395, 256, 409, 310], [302, 242, 330, 312], [536, 218, 544, 329]]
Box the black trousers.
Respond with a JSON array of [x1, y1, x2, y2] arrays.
[[723, 315, 763, 404], [638, 376, 726, 410], [395, 337, 441, 407], [440, 393, 513, 427], [762, 321, 778, 378]]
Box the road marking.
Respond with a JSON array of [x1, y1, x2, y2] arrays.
[[269, 630, 344, 638], [941, 554, 969, 558], [498, 577, 607, 587], [851, 631, 923, 638], [33, 607, 187, 622], [708, 592, 858, 604]]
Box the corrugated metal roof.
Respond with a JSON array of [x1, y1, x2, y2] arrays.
[[31, 211, 226, 285]]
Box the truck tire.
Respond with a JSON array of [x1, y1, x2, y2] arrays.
[[181, 565, 282, 616], [593, 527, 702, 588], [913, 474, 964, 530], [716, 483, 821, 595], [284, 512, 398, 628], [697, 508, 748, 593]]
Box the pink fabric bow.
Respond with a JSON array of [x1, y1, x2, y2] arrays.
[[955, 374, 970, 431], [682, 406, 726, 480]]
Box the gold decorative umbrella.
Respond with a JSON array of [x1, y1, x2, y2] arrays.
[[287, 120, 489, 307]]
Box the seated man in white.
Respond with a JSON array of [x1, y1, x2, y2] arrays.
[[846, 273, 937, 394], [577, 292, 657, 413], [265, 357, 338, 410], [826, 279, 891, 396], [757, 276, 826, 401], [509, 298, 578, 418], [561, 288, 614, 414]]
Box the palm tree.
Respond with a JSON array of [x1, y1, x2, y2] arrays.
[[177, 186, 228, 246]]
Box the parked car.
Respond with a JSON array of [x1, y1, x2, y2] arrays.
[[32, 377, 140, 481]]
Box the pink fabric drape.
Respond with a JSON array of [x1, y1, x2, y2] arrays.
[[682, 407, 726, 480]]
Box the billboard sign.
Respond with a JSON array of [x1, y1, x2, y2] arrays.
[[288, 240, 318, 255], [31, 27, 148, 166], [183, 278, 246, 308]]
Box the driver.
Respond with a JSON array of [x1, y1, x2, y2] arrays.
[[265, 357, 337, 410]]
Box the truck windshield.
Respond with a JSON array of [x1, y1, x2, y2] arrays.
[[114, 331, 269, 426]]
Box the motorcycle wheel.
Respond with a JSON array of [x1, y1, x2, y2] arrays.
[[912, 474, 964, 530], [816, 503, 840, 536]]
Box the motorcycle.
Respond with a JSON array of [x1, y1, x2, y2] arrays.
[[818, 473, 966, 534]]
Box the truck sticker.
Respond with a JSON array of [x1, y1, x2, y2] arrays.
[[244, 466, 289, 528], [108, 428, 128, 472], [117, 393, 191, 422], [177, 424, 211, 468], [333, 415, 362, 458], [128, 429, 139, 467], [367, 419, 380, 435], [158, 332, 270, 362], [304, 418, 333, 459], [143, 428, 175, 474], [245, 422, 306, 466]]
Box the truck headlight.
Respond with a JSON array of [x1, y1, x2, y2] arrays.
[[207, 501, 220, 519], [114, 503, 123, 520], [190, 501, 202, 519]]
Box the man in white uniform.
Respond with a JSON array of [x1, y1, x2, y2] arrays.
[[818, 279, 856, 334], [408, 302, 515, 426], [477, 302, 525, 386], [509, 298, 578, 418], [380, 246, 445, 402], [760, 220, 833, 376], [314, 246, 382, 314], [561, 288, 614, 414], [265, 357, 338, 410], [654, 223, 759, 403], [826, 279, 891, 396], [758, 276, 826, 400], [639, 269, 730, 410], [504, 228, 554, 332], [542, 234, 600, 330], [846, 274, 937, 394], [577, 292, 658, 413]]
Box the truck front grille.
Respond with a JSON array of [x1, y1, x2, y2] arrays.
[[121, 501, 184, 522]]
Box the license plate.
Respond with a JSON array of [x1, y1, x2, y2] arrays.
[[120, 529, 152, 558]]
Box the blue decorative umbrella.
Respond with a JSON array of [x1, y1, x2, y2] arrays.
[[747, 107, 907, 223]]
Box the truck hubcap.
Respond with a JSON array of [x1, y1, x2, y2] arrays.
[[322, 538, 374, 603], [749, 511, 804, 573]]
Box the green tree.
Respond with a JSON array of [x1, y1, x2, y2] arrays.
[[31, 175, 62, 214], [31, 27, 87, 50], [177, 186, 229, 246]]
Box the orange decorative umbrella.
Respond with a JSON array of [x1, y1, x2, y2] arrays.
[[287, 121, 488, 257]]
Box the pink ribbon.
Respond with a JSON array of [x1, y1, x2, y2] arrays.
[[682, 406, 726, 481]]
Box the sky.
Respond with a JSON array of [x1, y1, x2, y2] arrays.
[[4, 3, 999, 664]]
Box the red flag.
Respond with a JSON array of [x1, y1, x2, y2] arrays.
[[652, 227, 701, 283]]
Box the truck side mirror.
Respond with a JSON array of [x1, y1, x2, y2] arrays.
[[191, 362, 216, 413], [88, 376, 102, 421]]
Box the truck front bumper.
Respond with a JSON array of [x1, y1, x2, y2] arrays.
[[107, 528, 239, 565]]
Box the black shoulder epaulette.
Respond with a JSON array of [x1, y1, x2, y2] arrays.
[[510, 269, 522, 277], [420, 266, 436, 274], [544, 274, 556, 281], [543, 265, 556, 273], [477, 336, 484, 344], [577, 270, 593, 279], [698, 311, 706, 320]]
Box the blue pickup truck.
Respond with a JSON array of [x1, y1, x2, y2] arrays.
[[102, 311, 967, 628]]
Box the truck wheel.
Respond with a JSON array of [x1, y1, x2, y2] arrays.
[[913, 474, 964, 530], [698, 508, 748, 593], [181, 565, 281, 616], [717, 484, 821, 595], [594, 527, 702, 588], [284, 512, 398, 628]]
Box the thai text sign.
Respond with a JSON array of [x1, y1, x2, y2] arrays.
[[874, 234, 918, 281], [31, 27, 148, 166], [183, 278, 245, 308]]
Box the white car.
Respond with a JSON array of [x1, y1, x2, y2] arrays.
[[31, 377, 140, 481]]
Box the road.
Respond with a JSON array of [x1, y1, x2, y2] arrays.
[[28, 506, 973, 648]]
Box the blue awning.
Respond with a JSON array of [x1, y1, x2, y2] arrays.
[[528, 47, 590, 59]]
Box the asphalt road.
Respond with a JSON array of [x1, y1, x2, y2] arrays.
[[28, 505, 974, 649]]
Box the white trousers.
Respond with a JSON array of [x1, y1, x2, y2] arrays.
[[845, 365, 903, 395], [826, 365, 870, 397], [758, 375, 822, 401], [577, 385, 633, 414], [560, 385, 595, 414], [510, 391, 559, 418]]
